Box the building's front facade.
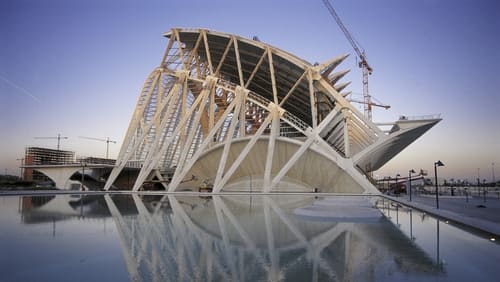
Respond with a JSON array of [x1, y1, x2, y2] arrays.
[[104, 28, 440, 193]]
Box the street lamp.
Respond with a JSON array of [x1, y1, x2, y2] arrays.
[[16, 158, 25, 181], [81, 160, 86, 191], [409, 169, 416, 201], [483, 179, 487, 202], [434, 160, 444, 209], [395, 173, 400, 196], [385, 176, 389, 192], [492, 162, 496, 185]]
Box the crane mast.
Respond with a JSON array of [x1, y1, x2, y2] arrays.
[[34, 133, 68, 151], [322, 0, 374, 120], [79, 136, 117, 159]]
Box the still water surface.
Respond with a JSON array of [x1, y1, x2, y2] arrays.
[[0, 194, 499, 282]]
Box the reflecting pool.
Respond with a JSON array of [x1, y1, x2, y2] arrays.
[[0, 194, 499, 281]]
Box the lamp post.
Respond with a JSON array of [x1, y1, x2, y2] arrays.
[[395, 173, 400, 196], [492, 162, 496, 185], [16, 158, 25, 181], [434, 160, 444, 209], [409, 169, 416, 201], [477, 168, 480, 196], [81, 160, 86, 191], [483, 179, 486, 202]]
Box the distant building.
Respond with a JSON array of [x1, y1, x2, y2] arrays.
[[78, 157, 115, 166], [424, 178, 433, 185], [24, 147, 75, 182]]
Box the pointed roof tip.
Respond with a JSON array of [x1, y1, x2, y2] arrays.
[[332, 68, 350, 76], [319, 53, 350, 76], [328, 69, 350, 85], [334, 81, 351, 93], [337, 53, 350, 65], [341, 91, 352, 98]]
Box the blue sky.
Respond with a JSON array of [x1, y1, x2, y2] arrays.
[[1, 0, 499, 182]]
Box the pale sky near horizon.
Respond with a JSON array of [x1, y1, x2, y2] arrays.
[[1, 0, 499, 182]]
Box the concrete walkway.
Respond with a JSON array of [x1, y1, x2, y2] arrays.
[[384, 193, 500, 237]]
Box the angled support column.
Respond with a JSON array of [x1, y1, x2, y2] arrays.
[[105, 70, 163, 189], [212, 112, 274, 192], [153, 170, 168, 190], [215, 37, 234, 75], [233, 36, 245, 87], [132, 77, 215, 191], [267, 104, 344, 188], [267, 47, 279, 104], [264, 105, 283, 192], [174, 83, 211, 176], [308, 69, 318, 128], [167, 88, 245, 191], [270, 102, 337, 189], [105, 70, 185, 190], [214, 93, 244, 186], [173, 29, 189, 70], [270, 134, 315, 189], [343, 110, 351, 158], [201, 30, 214, 75], [245, 49, 268, 89]]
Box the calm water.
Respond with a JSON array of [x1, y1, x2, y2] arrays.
[[0, 194, 499, 282]]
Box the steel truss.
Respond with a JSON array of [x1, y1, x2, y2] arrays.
[[103, 28, 398, 193]]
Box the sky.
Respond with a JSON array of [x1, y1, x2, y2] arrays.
[[1, 0, 499, 182]]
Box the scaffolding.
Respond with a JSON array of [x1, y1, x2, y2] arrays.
[[24, 147, 75, 181]]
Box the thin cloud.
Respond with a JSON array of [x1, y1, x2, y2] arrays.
[[0, 74, 41, 103]]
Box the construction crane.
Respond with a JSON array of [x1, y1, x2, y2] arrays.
[[346, 93, 390, 110], [79, 136, 117, 159], [348, 99, 390, 110], [34, 133, 68, 150], [322, 0, 384, 120]]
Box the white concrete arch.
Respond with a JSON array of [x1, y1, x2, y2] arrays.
[[104, 28, 440, 193], [33, 166, 81, 189]]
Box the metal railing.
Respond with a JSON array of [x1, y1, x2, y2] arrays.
[[398, 114, 441, 121]]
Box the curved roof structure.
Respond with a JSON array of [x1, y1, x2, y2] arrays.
[[163, 28, 350, 127], [104, 28, 441, 193]]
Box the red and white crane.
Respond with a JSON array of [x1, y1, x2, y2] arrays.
[[79, 136, 116, 159], [321, 0, 388, 120]]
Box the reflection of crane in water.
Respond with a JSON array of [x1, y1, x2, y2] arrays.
[[321, 0, 389, 120]]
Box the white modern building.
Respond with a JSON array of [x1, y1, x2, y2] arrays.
[[104, 28, 440, 194]]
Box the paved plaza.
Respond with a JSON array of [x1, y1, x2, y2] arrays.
[[386, 190, 500, 237]]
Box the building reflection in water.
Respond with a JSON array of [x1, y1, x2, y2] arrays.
[[18, 194, 442, 281], [18, 193, 500, 281], [99, 194, 439, 282]]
